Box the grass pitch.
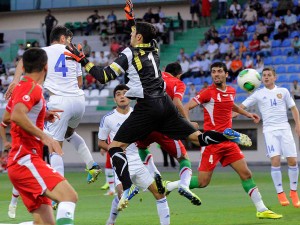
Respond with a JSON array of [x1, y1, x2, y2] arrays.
[[0, 167, 299, 225]]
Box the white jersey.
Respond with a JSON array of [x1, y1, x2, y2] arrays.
[[43, 44, 84, 96], [242, 86, 295, 133], [98, 108, 141, 167]]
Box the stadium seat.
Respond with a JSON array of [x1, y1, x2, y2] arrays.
[[280, 83, 291, 90], [235, 94, 247, 103], [272, 1, 279, 8], [290, 31, 299, 38], [204, 77, 212, 83], [271, 40, 281, 48], [247, 33, 253, 40], [85, 100, 89, 106], [284, 56, 295, 64], [83, 89, 90, 97], [272, 48, 282, 56], [247, 25, 256, 32], [273, 57, 285, 65], [233, 42, 239, 49], [282, 48, 293, 56], [182, 96, 189, 103], [289, 74, 300, 82], [236, 86, 244, 93], [107, 80, 120, 88], [194, 77, 201, 85], [225, 19, 235, 26], [264, 57, 273, 65], [99, 89, 110, 97], [296, 56, 300, 64], [276, 74, 289, 83], [218, 27, 226, 34], [182, 77, 191, 84], [64, 22, 74, 31], [281, 39, 292, 47], [276, 66, 286, 73], [89, 89, 99, 97], [89, 100, 99, 106], [287, 65, 299, 73]]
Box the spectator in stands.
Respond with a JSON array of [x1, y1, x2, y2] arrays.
[[264, 12, 276, 36], [177, 48, 190, 62], [254, 54, 264, 74], [218, 37, 230, 60], [188, 83, 197, 100], [44, 9, 58, 46], [292, 36, 300, 55], [1, 74, 12, 93], [229, 54, 243, 82], [154, 19, 168, 44], [248, 33, 260, 57], [211, 31, 222, 44], [88, 51, 100, 66], [251, 0, 263, 17], [258, 35, 271, 57], [256, 20, 268, 41], [238, 41, 247, 58], [194, 40, 208, 56], [206, 39, 219, 60], [291, 80, 300, 99], [230, 20, 247, 42], [228, 0, 242, 19], [82, 40, 91, 58], [294, 0, 300, 15], [201, 0, 212, 26], [0, 57, 6, 75], [202, 81, 209, 89], [217, 0, 227, 19], [17, 44, 25, 58], [99, 51, 109, 67], [199, 54, 211, 79], [180, 55, 190, 76], [227, 41, 236, 58], [262, 0, 273, 16], [32, 41, 40, 48], [274, 18, 289, 42], [85, 10, 100, 36], [276, 0, 294, 17], [242, 5, 257, 26], [188, 55, 201, 78], [107, 21, 117, 42], [189, 0, 201, 28], [204, 25, 217, 42], [143, 8, 155, 23], [244, 54, 254, 68], [284, 9, 298, 31], [107, 10, 117, 23], [157, 6, 165, 21], [110, 37, 120, 58], [84, 73, 97, 90], [223, 54, 232, 71]]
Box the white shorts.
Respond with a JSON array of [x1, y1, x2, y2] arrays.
[[45, 95, 85, 141], [264, 129, 297, 158]]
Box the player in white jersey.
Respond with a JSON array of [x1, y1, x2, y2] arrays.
[[98, 84, 170, 225], [238, 67, 300, 207], [5, 26, 101, 184]]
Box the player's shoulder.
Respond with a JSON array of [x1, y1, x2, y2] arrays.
[[102, 110, 115, 120]]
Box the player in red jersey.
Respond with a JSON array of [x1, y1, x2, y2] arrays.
[[181, 61, 282, 219], [7, 48, 78, 225], [137, 62, 201, 205]]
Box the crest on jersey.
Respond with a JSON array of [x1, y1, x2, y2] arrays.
[[277, 94, 282, 99], [22, 95, 30, 102]]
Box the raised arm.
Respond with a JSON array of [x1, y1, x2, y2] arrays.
[[4, 59, 23, 100]]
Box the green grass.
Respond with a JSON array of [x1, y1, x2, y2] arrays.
[[0, 169, 299, 225]]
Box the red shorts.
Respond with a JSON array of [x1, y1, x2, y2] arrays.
[[105, 152, 112, 169], [136, 131, 187, 158], [8, 154, 65, 212], [198, 141, 244, 172]]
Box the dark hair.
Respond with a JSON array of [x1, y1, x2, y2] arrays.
[[262, 67, 276, 76], [23, 48, 48, 73], [50, 25, 73, 43], [165, 62, 182, 76], [135, 22, 157, 43], [210, 62, 228, 73], [113, 84, 129, 97]]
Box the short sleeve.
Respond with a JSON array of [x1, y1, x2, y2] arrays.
[[284, 89, 296, 108], [242, 91, 258, 108], [193, 88, 211, 105], [174, 80, 186, 101], [98, 116, 111, 140]]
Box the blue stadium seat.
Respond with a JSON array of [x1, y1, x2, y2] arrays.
[[276, 66, 286, 73], [282, 48, 293, 55], [294, 0, 299, 6], [287, 65, 299, 73], [233, 42, 239, 49], [273, 57, 285, 65], [296, 56, 300, 64], [280, 83, 291, 90], [236, 86, 245, 93], [248, 33, 254, 40], [194, 77, 201, 85], [235, 94, 247, 103], [247, 25, 256, 32], [182, 77, 191, 84], [264, 57, 273, 65], [272, 48, 282, 56], [182, 96, 189, 103], [276, 74, 289, 83], [272, 40, 281, 48], [272, 1, 279, 8], [289, 74, 300, 82], [225, 19, 235, 26], [244, 41, 250, 48], [218, 27, 226, 34], [284, 56, 296, 64], [281, 39, 292, 47], [290, 31, 300, 38], [204, 77, 212, 83]]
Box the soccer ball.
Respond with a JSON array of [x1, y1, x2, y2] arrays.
[[237, 69, 261, 92]]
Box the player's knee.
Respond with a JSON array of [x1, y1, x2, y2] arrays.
[[64, 127, 75, 139]]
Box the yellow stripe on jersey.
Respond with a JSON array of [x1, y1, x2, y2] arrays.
[[134, 55, 142, 71], [139, 49, 145, 56], [103, 70, 109, 83], [110, 62, 123, 76], [135, 43, 151, 48], [85, 62, 95, 73]]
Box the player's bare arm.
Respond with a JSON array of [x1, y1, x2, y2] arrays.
[[11, 103, 63, 155], [77, 76, 83, 88], [45, 109, 64, 123], [98, 139, 109, 152], [173, 97, 189, 119], [0, 110, 11, 149], [4, 59, 23, 100], [290, 105, 300, 136], [183, 99, 200, 129], [232, 103, 260, 123]]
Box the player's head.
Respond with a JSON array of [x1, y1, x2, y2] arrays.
[[130, 22, 157, 46], [50, 25, 73, 45], [165, 62, 182, 78], [23, 48, 48, 76], [210, 62, 228, 86], [113, 84, 130, 109], [262, 67, 276, 88]]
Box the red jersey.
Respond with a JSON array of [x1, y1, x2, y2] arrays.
[[193, 84, 235, 132], [7, 76, 46, 166], [162, 72, 186, 100]]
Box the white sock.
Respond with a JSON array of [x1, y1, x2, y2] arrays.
[[144, 154, 160, 177], [248, 187, 268, 212], [166, 180, 179, 192], [56, 201, 76, 225], [288, 165, 299, 191], [156, 197, 170, 225], [66, 132, 95, 169], [19, 222, 34, 225], [50, 153, 64, 176], [10, 187, 19, 206], [105, 168, 115, 192], [271, 166, 283, 193], [178, 167, 192, 188], [107, 196, 119, 224]]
